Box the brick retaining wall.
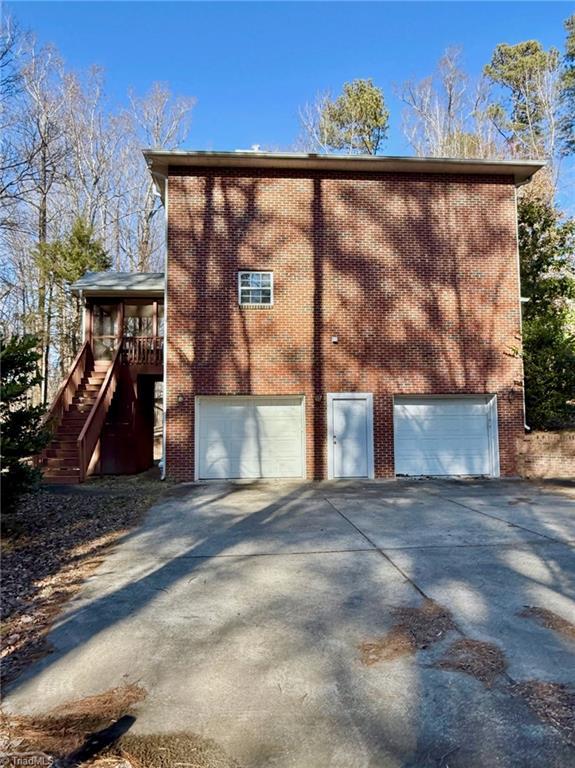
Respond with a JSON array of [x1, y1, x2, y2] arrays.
[[517, 430, 575, 479]]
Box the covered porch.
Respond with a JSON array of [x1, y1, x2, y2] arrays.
[[39, 272, 165, 483], [77, 271, 165, 372]]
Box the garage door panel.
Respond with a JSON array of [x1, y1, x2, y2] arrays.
[[395, 402, 488, 418], [252, 401, 301, 416], [395, 453, 489, 477], [197, 397, 304, 480], [397, 418, 487, 438], [394, 397, 496, 477], [253, 419, 301, 440]]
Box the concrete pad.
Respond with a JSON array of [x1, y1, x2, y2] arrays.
[[325, 493, 551, 548], [435, 492, 575, 543], [387, 540, 575, 683], [4, 480, 575, 768], [115, 483, 375, 559]]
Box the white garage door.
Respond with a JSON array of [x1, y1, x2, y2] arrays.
[[394, 396, 499, 477], [197, 396, 305, 479]]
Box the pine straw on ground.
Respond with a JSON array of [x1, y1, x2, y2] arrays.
[[518, 606, 575, 641], [1, 475, 168, 686], [0, 685, 147, 758], [113, 733, 242, 768], [0, 685, 241, 768], [512, 681, 575, 747], [359, 599, 456, 665], [434, 638, 508, 688]]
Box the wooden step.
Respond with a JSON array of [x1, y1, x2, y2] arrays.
[[44, 456, 80, 468], [43, 464, 80, 474], [68, 404, 94, 414], [72, 393, 98, 402], [57, 415, 86, 427], [56, 430, 82, 440], [45, 448, 77, 459], [42, 474, 81, 485]]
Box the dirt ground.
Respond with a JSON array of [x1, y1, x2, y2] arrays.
[[1, 471, 168, 687]]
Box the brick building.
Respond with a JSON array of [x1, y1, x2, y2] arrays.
[[42, 151, 541, 484], [146, 151, 541, 482]]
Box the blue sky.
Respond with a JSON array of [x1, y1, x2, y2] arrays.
[[7, 2, 574, 155]]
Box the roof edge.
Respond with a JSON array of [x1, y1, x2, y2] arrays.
[[70, 271, 165, 296], [143, 149, 545, 201]]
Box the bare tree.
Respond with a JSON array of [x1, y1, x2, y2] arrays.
[[297, 92, 333, 152], [399, 48, 502, 159], [1, 38, 70, 402], [120, 83, 195, 271], [0, 34, 195, 400]]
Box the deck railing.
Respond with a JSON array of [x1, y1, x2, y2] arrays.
[[121, 336, 163, 366]]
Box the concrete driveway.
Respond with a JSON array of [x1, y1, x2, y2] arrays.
[[5, 479, 575, 767]]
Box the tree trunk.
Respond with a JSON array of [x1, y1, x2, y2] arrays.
[[38, 140, 49, 404]]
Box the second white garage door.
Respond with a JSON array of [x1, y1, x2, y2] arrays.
[[196, 396, 305, 480], [393, 396, 499, 477]]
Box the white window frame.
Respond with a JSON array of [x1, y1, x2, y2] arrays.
[[238, 271, 274, 306]]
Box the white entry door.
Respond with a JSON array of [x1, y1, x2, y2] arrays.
[[328, 393, 374, 479], [196, 396, 305, 480], [393, 396, 499, 477]]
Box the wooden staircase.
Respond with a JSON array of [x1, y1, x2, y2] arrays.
[[41, 360, 111, 484]]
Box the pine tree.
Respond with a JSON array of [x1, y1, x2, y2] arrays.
[[518, 197, 575, 428], [300, 79, 389, 155], [1, 335, 50, 511]]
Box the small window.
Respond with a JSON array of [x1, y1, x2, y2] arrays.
[[238, 271, 273, 306]]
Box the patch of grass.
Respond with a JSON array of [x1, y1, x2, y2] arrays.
[[359, 599, 455, 665], [434, 638, 507, 688], [519, 606, 575, 641], [512, 680, 575, 747]]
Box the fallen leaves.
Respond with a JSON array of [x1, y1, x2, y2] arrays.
[[359, 599, 455, 665], [1, 475, 167, 685], [434, 638, 507, 688], [0, 685, 241, 768], [519, 606, 575, 641], [512, 681, 575, 747]]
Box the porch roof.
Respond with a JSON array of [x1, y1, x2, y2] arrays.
[[71, 271, 165, 297]]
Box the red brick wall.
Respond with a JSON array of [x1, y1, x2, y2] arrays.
[[517, 431, 575, 479], [166, 168, 524, 480]]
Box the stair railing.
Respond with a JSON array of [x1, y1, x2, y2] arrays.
[[77, 346, 122, 482], [41, 341, 93, 434]]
